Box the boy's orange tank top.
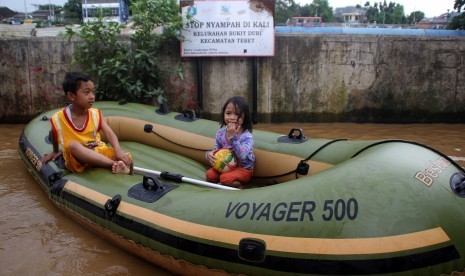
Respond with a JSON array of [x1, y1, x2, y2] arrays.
[[50, 107, 105, 151]]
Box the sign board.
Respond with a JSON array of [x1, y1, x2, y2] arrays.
[[180, 0, 275, 57]]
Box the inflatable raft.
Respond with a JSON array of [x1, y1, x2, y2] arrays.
[[19, 102, 465, 275]]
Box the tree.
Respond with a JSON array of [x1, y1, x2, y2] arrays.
[[447, 0, 465, 29], [275, 0, 300, 25], [302, 0, 333, 22], [362, 1, 407, 24], [378, 1, 391, 24], [63, 0, 82, 24], [454, 0, 465, 12], [275, 0, 334, 23], [66, 0, 188, 105], [407, 11, 424, 25], [447, 13, 465, 29], [364, 2, 380, 23], [390, 3, 407, 24]]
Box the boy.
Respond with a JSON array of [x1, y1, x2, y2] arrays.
[[41, 72, 132, 174]]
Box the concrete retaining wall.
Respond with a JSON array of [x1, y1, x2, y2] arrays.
[[259, 34, 465, 122], [1, 33, 464, 123]]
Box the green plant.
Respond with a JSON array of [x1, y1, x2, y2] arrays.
[[65, 0, 190, 106], [66, 17, 128, 100]]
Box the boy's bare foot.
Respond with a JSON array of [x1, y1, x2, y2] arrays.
[[112, 160, 131, 174]]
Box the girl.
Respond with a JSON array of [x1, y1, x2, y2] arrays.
[[206, 96, 255, 188]]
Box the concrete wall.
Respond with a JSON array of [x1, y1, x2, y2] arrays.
[[0, 37, 76, 123], [1, 34, 464, 123], [259, 34, 465, 122]]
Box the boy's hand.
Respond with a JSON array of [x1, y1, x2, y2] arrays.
[[41, 151, 61, 163], [115, 148, 131, 165]]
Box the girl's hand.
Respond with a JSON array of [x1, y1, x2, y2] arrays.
[[226, 123, 241, 139], [207, 151, 216, 166]]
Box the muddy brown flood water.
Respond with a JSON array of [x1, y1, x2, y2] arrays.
[[1, 123, 464, 275]]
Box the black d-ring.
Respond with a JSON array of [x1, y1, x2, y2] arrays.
[[143, 174, 163, 191], [175, 109, 198, 122], [183, 109, 197, 119], [277, 128, 308, 144], [288, 128, 304, 140]]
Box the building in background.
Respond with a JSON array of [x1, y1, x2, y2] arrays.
[[416, 12, 460, 29], [82, 0, 129, 24], [334, 6, 366, 24]]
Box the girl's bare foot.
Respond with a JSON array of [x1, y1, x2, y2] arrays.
[[231, 181, 244, 189], [112, 160, 131, 174]]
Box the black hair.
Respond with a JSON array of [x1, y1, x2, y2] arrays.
[[62, 72, 92, 95], [220, 96, 253, 133]]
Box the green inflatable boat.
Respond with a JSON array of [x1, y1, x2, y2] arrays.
[[19, 102, 465, 275]]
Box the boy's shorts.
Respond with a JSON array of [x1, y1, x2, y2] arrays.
[[64, 144, 131, 173]]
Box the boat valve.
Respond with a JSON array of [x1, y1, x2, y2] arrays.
[[450, 173, 465, 198], [144, 124, 154, 133], [238, 238, 266, 263], [105, 194, 122, 219], [297, 160, 309, 175]]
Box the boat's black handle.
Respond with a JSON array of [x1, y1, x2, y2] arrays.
[[105, 194, 122, 219]]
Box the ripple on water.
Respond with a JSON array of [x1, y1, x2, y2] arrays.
[[0, 149, 20, 160]]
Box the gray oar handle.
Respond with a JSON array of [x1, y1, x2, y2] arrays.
[[133, 166, 239, 191]]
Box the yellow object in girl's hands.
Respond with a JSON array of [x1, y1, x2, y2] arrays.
[[213, 148, 237, 173]]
